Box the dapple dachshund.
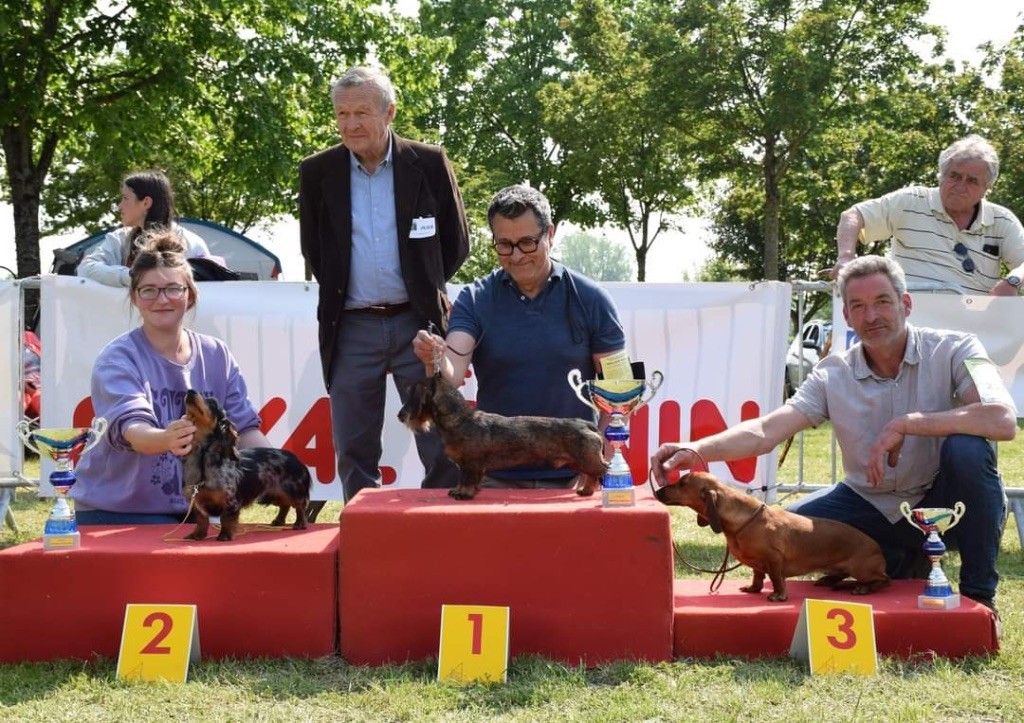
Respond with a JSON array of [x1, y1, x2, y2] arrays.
[[398, 375, 608, 500], [655, 471, 889, 601], [182, 390, 310, 541]]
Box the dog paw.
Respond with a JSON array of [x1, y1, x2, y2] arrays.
[[575, 487, 595, 497], [216, 531, 235, 541], [448, 488, 477, 501], [766, 592, 788, 602], [184, 531, 206, 541], [739, 585, 763, 594]]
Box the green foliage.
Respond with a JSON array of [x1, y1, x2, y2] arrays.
[[676, 0, 938, 281], [541, 0, 700, 281], [0, 0, 408, 275], [555, 230, 634, 281], [418, 0, 580, 225]]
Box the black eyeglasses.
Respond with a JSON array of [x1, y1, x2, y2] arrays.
[[953, 242, 976, 273], [137, 285, 188, 300], [493, 233, 543, 257]]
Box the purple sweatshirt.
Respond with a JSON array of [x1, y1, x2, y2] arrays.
[[72, 327, 261, 515]]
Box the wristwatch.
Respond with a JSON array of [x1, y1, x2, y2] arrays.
[[1007, 275, 1022, 289]]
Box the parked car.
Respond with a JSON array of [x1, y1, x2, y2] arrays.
[[785, 320, 832, 396]]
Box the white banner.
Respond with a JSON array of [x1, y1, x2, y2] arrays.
[[0, 281, 20, 476], [40, 276, 791, 499], [831, 291, 1024, 411]]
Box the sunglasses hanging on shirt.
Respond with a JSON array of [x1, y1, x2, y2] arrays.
[[953, 242, 975, 273]]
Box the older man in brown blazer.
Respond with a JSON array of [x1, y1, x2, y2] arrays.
[[300, 66, 469, 503]]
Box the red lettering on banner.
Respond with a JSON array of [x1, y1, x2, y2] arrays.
[[690, 399, 761, 482], [280, 397, 336, 483], [73, 398, 95, 428], [257, 397, 288, 434], [381, 467, 397, 486], [622, 400, 760, 484]]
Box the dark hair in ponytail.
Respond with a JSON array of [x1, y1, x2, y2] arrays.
[[123, 170, 177, 263]]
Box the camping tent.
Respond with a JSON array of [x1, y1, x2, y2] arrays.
[[53, 217, 282, 280]]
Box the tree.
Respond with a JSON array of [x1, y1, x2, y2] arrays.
[[541, 0, 702, 281], [709, 59, 974, 288], [974, 25, 1024, 217], [418, 0, 581, 225], [0, 0, 397, 279], [672, 0, 937, 280], [556, 231, 634, 281]]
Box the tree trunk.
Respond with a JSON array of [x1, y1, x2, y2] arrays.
[[2, 126, 44, 279], [762, 138, 781, 281]]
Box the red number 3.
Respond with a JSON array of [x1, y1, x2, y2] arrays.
[[140, 612, 174, 655], [826, 608, 857, 650]]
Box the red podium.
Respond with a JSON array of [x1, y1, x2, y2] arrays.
[[673, 579, 1000, 659], [338, 488, 675, 666], [0, 525, 340, 662]]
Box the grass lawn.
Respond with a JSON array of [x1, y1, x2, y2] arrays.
[[2, 433, 1023, 722]]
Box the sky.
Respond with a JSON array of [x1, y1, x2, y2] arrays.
[[1, 1, 1022, 282]]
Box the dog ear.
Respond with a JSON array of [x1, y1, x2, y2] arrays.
[[700, 488, 723, 534], [696, 514, 710, 527]]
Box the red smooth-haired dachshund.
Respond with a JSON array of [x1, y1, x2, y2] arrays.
[[655, 471, 889, 601]]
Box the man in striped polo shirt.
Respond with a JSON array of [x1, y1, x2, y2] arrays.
[[834, 135, 1024, 295]]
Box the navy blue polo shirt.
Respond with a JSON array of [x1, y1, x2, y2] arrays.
[[448, 262, 625, 479]]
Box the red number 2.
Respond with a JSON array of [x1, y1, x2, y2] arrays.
[[826, 608, 857, 650], [467, 613, 483, 655], [140, 612, 174, 655]]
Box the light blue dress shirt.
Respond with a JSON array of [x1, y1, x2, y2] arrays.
[[345, 135, 408, 308]]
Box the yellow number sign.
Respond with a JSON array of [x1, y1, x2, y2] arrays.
[[789, 598, 877, 675], [116, 604, 200, 682], [438, 604, 510, 683]]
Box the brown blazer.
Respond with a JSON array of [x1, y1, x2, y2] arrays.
[[298, 133, 470, 389]]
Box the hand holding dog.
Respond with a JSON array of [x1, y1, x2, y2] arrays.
[[650, 443, 702, 486], [412, 329, 445, 369], [124, 418, 196, 457], [164, 418, 197, 456]]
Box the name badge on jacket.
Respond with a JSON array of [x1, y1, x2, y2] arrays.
[[410, 216, 437, 239]]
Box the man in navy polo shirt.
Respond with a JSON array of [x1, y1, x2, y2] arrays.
[[414, 184, 626, 488]]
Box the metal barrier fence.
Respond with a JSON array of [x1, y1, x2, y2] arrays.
[[0, 278, 32, 533]]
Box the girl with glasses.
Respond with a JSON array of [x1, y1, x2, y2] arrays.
[[72, 232, 271, 524]]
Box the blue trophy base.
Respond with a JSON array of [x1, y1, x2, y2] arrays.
[[919, 593, 960, 610], [43, 531, 80, 551], [44, 515, 80, 551]]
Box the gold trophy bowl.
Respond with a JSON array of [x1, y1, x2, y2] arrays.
[[16, 419, 108, 550], [900, 501, 966, 610]]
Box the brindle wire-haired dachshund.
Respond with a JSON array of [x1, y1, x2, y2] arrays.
[[398, 374, 609, 500], [656, 471, 890, 602], [182, 390, 310, 541]]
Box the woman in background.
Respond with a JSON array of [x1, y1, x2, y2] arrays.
[[77, 170, 209, 287]]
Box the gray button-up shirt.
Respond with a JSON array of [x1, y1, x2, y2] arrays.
[[787, 324, 1014, 522]]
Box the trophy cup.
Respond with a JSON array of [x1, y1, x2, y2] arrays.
[[900, 501, 966, 610], [16, 418, 108, 550], [568, 369, 663, 507]]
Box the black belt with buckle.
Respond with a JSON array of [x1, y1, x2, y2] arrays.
[[348, 302, 412, 317]]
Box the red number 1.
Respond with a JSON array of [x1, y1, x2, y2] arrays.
[[140, 612, 174, 655], [467, 613, 483, 655]]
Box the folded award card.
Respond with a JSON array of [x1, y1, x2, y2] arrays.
[[600, 350, 633, 380]]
